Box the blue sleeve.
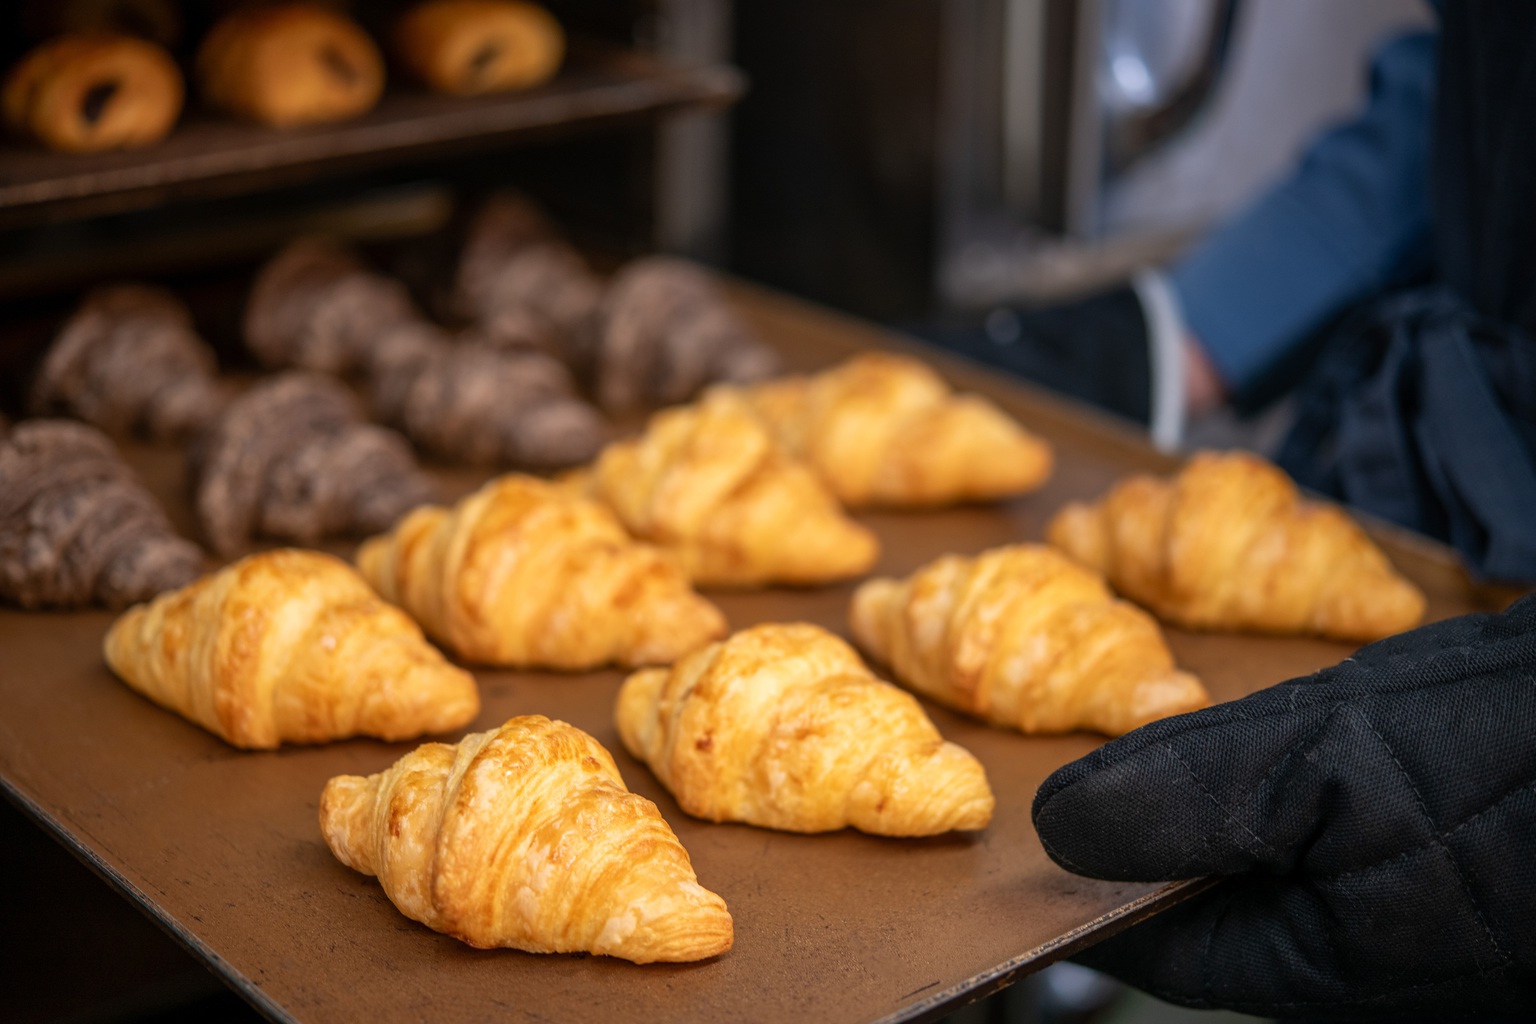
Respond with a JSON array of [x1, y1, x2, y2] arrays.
[[1169, 29, 1438, 401]]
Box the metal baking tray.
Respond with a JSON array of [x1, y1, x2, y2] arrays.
[[0, 281, 1492, 1023]]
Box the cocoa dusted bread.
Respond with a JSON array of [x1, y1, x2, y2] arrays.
[[0, 420, 203, 609], [31, 285, 230, 442]]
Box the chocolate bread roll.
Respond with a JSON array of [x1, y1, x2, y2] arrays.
[[367, 320, 606, 469], [592, 257, 780, 414], [0, 420, 203, 609], [452, 194, 602, 359], [3, 34, 183, 152], [191, 373, 437, 557], [394, 0, 564, 96], [197, 4, 384, 127], [32, 285, 231, 442], [245, 238, 417, 375]]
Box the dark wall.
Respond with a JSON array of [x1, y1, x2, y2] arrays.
[[730, 1, 942, 323]]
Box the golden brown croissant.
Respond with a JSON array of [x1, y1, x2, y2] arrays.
[[355, 474, 726, 669], [850, 545, 1208, 736], [569, 390, 880, 587], [1047, 450, 1427, 642], [104, 549, 479, 749], [320, 715, 733, 963], [732, 352, 1053, 507], [616, 622, 994, 835]]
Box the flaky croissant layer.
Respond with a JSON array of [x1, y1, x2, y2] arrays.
[[571, 390, 880, 588], [731, 351, 1053, 508], [320, 715, 734, 963], [850, 544, 1208, 736], [356, 474, 727, 669], [104, 549, 479, 748], [1047, 450, 1426, 642], [617, 622, 994, 836]]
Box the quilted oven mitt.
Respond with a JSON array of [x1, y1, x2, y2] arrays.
[[1032, 593, 1536, 1018]]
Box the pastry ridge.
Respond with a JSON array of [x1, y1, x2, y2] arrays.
[[1046, 450, 1427, 642], [616, 622, 994, 835], [320, 715, 733, 962], [104, 549, 479, 748], [732, 351, 1053, 507], [572, 390, 880, 587], [850, 544, 1209, 736], [356, 474, 727, 668]]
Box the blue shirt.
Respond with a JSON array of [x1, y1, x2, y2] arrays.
[[1169, 29, 1439, 404]]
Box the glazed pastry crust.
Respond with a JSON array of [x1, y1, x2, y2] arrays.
[[617, 622, 994, 835], [356, 474, 727, 668], [104, 549, 479, 749], [1047, 450, 1427, 642], [850, 545, 1209, 736], [197, 5, 384, 127], [570, 390, 879, 588], [4, 34, 183, 152], [734, 352, 1053, 508], [320, 715, 733, 962], [394, 0, 564, 96]]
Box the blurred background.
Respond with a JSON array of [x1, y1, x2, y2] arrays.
[[0, 1, 1429, 1021]]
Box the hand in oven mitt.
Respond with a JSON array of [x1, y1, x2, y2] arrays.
[[1031, 593, 1536, 1018]]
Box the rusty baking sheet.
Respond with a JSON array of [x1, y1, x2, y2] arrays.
[[0, 46, 744, 227], [0, 282, 1495, 1024]]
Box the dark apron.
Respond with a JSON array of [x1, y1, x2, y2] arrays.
[[1277, 2, 1536, 583]]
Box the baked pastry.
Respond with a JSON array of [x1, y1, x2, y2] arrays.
[[734, 351, 1054, 507], [394, 0, 564, 96], [850, 545, 1209, 736], [245, 238, 418, 376], [452, 195, 602, 360], [616, 622, 994, 835], [320, 715, 733, 962], [356, 474, 727, 669], [0, 420, 202, 609], [3, 34, 183, 152], [197, 5, 385, 127], [592, 257, 780, 415], [1047, 450, 1428, 642], [32, 285, 231, 442], [105, 549, 479, 749], [366, 320, 607, 470], [191, 373, 438, 557], [568, 390, 880, 588]]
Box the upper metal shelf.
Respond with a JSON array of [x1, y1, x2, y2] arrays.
[[0, 45, 744, 228]]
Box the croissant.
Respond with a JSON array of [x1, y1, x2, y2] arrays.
[[569, 391, 879, 587], [733, 352, 1053, 508], [1, 419, 202, 609], [32, 285, 230, 441], [616, 622, 994, 835], [104, 549, 479, 749], [355, 474, 727, 669], [320, 715, 733, 962], [849, 545, 1208, 736], [591, 257, 780, 415], [1047, 450, 1427, 642]]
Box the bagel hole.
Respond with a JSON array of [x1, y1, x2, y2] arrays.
[[81, 81, 121, 124], [319, 45, 359, 85], [468, 42, 503, 83]]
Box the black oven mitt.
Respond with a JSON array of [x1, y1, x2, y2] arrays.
[[1032, 593, 1536, 1019]]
